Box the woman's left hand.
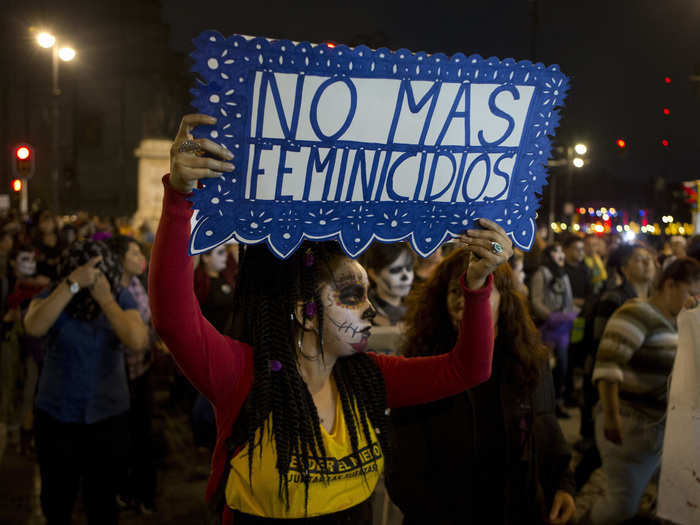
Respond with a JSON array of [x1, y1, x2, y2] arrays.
[[459, 218, 513, 289], [548, 490, 576, 524]]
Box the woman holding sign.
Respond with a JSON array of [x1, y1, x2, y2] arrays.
[[149, 114, 513, 523]]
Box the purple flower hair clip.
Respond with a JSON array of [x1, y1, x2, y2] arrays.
[[304, 301, 317, 318], [304, 249, 315, 268], [269, 360, 282, 372]]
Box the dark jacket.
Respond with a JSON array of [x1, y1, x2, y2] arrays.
[[386, 342, 574, 524]]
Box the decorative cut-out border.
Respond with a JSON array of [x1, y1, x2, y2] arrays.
[[187, 31, 569, 258]]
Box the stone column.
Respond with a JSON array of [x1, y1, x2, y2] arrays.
[[133, 139, 171, 233]]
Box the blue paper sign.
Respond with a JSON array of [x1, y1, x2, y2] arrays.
[[188, 31, 569, 259]]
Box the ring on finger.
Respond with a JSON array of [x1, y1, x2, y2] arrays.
[[490, 241, 504, 255], [177, 139, 205, 156]]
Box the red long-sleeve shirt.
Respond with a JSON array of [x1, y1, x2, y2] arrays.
[[149, 175, 494, 517]]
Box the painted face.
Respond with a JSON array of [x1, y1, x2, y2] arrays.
[[320, 259, 376, 357], [666, 279, 700, 317], [204, 246, 228, 273], [123, 242, 146, 277], [375, 251, 414, 299], [549, 245, 565, 267], [447, 274, 501, 334], [16, 251, 36, 277], [623, 248, 655, 284]]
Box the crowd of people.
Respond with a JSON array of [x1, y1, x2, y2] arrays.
[[0, 113, 698, 525]]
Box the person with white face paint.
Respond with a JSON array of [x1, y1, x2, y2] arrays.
[[361, 243, 415, 326], [195, 244, 237, 333], [149, 113, 515, 524]]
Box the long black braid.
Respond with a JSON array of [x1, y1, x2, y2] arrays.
[[229, 241, 392, 512]]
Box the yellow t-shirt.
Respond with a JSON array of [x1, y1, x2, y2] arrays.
[[225, 389, 383, 518]]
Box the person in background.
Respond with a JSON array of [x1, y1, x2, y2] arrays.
[[575, 243, 656, 490], [686, 234, 700, 261], [33, 210, 63, 282], [587, 258, 700, 524], [2, 242, 48, 455], [192, 244, 238, 454], [530, 243, 577, 418], [60, 224, 77, 246], [562, 234, 594, 407], [388, 248, 575, 524], [194, 244, 238, 334], [107, 235, 159, 515], [0, 230, 15, 315], [510, 249, 529, 297], [584, 235, 607, 295], [563, 235, 593, 311], [24, 240, 148, 525], [360, 243, 415, 326], [412, 246, 443, 284], [661, 235, 688, 271]]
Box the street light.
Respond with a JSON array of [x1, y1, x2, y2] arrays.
[[37, 32, 56, 48], [58, 46, 76, 62], [34, 29, 77, 212], [574, 143, 588, 155], [572, 157, 584, 168]]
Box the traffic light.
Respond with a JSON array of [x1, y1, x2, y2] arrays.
[[11, 179, 22, 192], [616, 139, 627, 149], [12, 143, 35, 180]]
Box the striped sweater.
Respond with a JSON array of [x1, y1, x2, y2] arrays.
[[593, 298, 677, 417]]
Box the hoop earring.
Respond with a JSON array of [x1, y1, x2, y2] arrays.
[[296, 329, 319, 361]]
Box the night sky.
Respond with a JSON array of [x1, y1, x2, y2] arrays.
[[161, 0, 700, 205]]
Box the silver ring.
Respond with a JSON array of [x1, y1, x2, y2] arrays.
[[177, 139, 203, 155], [490, 241, 504, 255]]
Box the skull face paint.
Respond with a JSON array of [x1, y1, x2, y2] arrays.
[[375, 251, 414, 300], [320, 259, 376, 357], [16, 250, 36, 277]]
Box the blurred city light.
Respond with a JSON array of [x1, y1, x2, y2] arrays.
[[616, 139, 626, 149], [58, 47, 76, 61], [572, 157, 584, 168], [16, 146, 30, 160], [574, 143, 587, 155], [37, 32, 56, 48]]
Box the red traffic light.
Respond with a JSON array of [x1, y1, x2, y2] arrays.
[[616, 139, 627, 149], [662, 139, 670, 147], [16, 146, 30, 160], [11, 179, 22, 192], [663, 108, 670, 115], [664, 76, 671, 84]]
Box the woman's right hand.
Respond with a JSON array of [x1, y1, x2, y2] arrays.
[[169, 114, 235, 194], [68, 256, 103, 289]]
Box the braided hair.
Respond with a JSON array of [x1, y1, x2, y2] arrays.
[[230, 241, 392, 511]]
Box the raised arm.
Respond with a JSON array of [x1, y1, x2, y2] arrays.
[[149, 114, 249, 404], [25, 256, 102, 337], [372, 219, 512, 408]]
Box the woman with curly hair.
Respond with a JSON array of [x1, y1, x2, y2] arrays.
[[149, 114, 513, 523], [387, 247, 576, 525]]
